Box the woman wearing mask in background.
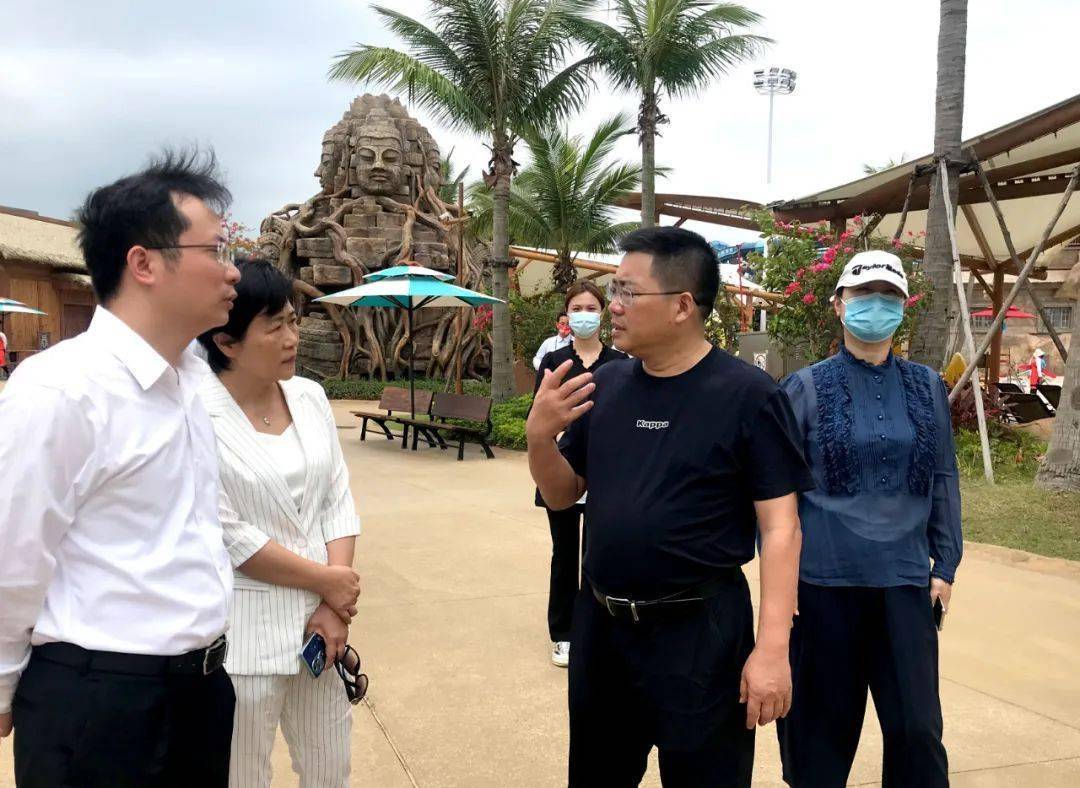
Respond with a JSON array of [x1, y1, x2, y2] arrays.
[[533, 280, 628, 668], [197, 258, 362, 787], [777, 251, 962, 788]]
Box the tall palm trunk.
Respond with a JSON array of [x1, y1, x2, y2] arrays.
[[490, 138, 516, 401], [639, 88, 658, 228], [553, 252, 577, 292], [910, 0, 967, 369], [1037, 288, 1080, 490]]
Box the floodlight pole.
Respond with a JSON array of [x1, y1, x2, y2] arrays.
[[754, 67, 796, 185], [766, 91, 775, 184]]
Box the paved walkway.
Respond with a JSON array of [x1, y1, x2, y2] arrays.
[[3, 398, 1080, 786]]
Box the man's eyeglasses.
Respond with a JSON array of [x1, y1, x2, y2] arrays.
[[334, 645, 369, 705], [605, 281, 689, 308], [145, 240, 235, 268]]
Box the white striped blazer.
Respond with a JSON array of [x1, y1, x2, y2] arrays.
[[198, 374, 361, 676]]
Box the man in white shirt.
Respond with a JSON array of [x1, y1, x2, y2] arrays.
[[0, 149, 242, 786], [533, 310, 572, 370]]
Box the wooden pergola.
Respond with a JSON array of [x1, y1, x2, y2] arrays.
[[620, 92, 1080, 389]]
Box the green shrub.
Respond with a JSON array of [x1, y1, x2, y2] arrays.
[[489, 393, 533, 451], [321, 376, 490, 401], [954, 426, 1046, 481], [509, 290, 566, 362]]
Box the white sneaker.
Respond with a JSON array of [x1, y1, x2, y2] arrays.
[[551, 641, 570, 668]]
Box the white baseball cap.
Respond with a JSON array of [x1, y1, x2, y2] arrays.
[[834, 250, 909, 298]]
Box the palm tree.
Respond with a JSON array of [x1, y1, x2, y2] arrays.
[[862, 154, 908, 175], [574, 0, 767, 227], [909, 0, 967, 369], [470, 114, 643, 291], [1037, 266, 1080, 491], [328, 0, 596, 401], [438, 148, 471, 206]]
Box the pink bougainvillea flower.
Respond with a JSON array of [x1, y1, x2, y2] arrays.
[[784, 282, 801, 296], [891, 239, 903, 249], [843, 246, 853, 253], [822, 247, 838, 264], [905, 293, 925, 307], [853, 215, 864, 225], [802, 293, 817, 305], [795, 267, 806, 279], [812, 262, 831, 272]]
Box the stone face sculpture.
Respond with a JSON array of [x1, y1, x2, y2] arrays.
[[258, 94, 488, 381]]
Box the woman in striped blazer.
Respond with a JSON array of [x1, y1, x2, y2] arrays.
[[197, 259, 361, 788]]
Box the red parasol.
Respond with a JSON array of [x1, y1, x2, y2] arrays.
[[970, 305, 1036, 319]]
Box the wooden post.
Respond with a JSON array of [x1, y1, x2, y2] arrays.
[[454, 181, 465, 394], [938, 160, 995, 483], [892, 172, 919, 243], [988, 266, 1005, 393], [971, 157, 1069, 362], [949, 164, 1080, 403]]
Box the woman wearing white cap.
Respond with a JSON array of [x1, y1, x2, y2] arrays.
[[776, 250, 961, 787]]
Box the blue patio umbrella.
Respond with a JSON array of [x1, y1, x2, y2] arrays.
[[0, 297, 47, 316], [315, 264, 503, 417]]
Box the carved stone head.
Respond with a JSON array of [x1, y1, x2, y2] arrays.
[[350, 109, 406, 196]]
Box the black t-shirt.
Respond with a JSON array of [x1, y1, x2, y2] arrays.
[[560, 346, 813, 598], [533, 342, 630, 395], [533, 343, 629, 508]]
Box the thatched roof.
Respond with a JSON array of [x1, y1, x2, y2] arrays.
[[0, 207, 85, 272]]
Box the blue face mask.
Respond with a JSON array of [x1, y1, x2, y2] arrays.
[[568, 311, 601, 339], [841, 293, 904, 343]]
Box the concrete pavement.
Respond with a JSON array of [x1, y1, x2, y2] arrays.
[[3, 398, 1079, 786]]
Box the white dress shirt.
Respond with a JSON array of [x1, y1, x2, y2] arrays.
[[532, 333, 573, 370], [0, 307, 232, 714]]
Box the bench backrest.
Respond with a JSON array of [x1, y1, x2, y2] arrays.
[[379, 386, 433, 414], [430, 391, 493, 423], [1037, 384, 1061, 409]]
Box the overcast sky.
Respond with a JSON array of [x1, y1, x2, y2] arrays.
[[2, 0, 1078, 246]]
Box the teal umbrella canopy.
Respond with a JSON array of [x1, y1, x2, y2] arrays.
[[0, 298, 47, 316], [314, 265, 503, 417]]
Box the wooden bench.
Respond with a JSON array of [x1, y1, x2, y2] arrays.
[[1037, 383, 1061, 410], [398, 392, 495, 461], [352, 387, 434, 449]]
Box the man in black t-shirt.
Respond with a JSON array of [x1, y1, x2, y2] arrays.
[[527, 227, 813, 787]]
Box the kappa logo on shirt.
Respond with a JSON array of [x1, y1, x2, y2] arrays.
[[635, 419, 670, 430]]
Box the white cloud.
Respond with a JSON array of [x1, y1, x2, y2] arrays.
[[2, 0, 1078, 247]]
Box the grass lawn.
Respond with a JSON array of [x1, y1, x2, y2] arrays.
[[962, 478, 1080, 561]]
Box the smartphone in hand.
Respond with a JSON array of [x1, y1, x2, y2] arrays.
[[933, 597, 946, 632], [300, 632, 327, 677]]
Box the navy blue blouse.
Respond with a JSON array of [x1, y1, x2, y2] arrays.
[[781, 346, 962, 587]]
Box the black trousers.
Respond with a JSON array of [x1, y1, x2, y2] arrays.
[[547, 504, 586, 642], [568, 573, 756, 788], [13, 647, 236, 787], [777, 582, 949, 788]]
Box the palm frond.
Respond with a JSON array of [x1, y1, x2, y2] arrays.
[[328, 46, 488, 133]]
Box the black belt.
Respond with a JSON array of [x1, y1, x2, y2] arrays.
[[592, 568, 743, 624], [34, 636, 229, 677]]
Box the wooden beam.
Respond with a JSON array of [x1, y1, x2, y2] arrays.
[[970, 268, 995, 300], [960, 204, 1000, 269], [976, 145, 1080, 183], [989, 266, 1005, 393], [968, 94, 1080, 162], [972, 157, 1070, 361], [950, 164, 1080, 402]]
